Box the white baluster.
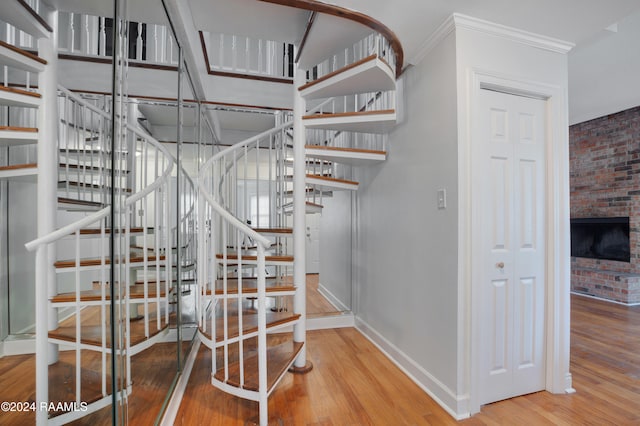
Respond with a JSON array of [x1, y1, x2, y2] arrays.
[[136, 22, 143, 60], [69, 13, 75, 53], [258, 39, 263, 75], [83, 14, 90, 54], [231, 35, 237, 72], [99, 17, 106, 56], [151, 25, 158, 63], [245, 37, 250, 73], [218, 33, 224, 70]]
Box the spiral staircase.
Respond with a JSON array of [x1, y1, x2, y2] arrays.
[[0, 1, 400, 425]]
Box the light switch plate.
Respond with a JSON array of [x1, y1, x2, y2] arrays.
[[437, 189, 446, 209]]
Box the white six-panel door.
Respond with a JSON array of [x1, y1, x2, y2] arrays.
[[476, 88, 546, 405]]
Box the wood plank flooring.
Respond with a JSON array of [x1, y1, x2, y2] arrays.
[[2, 293, 639, 424], [176, 293, 640, 425]]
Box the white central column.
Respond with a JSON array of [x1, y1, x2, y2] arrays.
[[292, 68, 307, 368], [37, 9, 59, 366]]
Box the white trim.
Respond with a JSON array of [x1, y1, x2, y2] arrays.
[[411, 13, 574, 66], [464, 69, 572, 413], [317, 282, 350, 312], [453, 14, 574, 54], [410, 14, 456, 65], [355, 317, 470, 420], [571, 291, 640, 307], [160, 339, 201, 426], [307, 313, 354, 330], [2, 336, 35, 355]]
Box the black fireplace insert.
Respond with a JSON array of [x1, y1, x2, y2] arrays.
[[570, 217, 630, 262]]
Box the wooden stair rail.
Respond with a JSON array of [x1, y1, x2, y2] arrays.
[[259, 0, 404, 76]]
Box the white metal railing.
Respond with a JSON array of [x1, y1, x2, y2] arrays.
[[201, 31, 294, 80], [197, 119, 293, 426], [25, 87, 175, 424], [309, 32, 396, 82], [57, 87, 115, 206], [0, 16, 36, 51], [57, 12, 179, 66], [0, 22, 40, 170]]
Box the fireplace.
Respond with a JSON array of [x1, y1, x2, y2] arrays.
[[571, 217, 630, 263]]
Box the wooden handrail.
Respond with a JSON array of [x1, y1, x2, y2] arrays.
[[258, 0, 404, 77]]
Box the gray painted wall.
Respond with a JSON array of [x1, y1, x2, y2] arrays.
[[318, 191, 353, 310], [0, 182, 8, 342], [8, 181, 37, 334], [354, 31, 460, 392]]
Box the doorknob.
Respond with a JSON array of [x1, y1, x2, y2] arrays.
[[496, 262, 505, 269]]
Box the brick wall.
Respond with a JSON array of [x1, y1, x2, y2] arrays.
[[570, 105, 640, 303]]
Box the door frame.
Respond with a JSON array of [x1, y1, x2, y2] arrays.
[[463, 69, 573, 415]]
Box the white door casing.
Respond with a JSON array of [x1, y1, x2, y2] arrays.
[[475, 88, 546, 405]]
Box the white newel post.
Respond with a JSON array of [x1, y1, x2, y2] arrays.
[[37, 10, 59, 365], [36, 8, 58, 425], [292, 69, 307, 367]]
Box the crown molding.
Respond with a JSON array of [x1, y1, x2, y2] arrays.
[[409, 14, 456, 66], [410, 13, 574, 66]]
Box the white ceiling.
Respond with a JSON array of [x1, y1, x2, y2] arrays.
[[568, 8, 640, 124], [329, 0, 640, 65], [46, 0, 170, 25], [188, 0, 309, 44]]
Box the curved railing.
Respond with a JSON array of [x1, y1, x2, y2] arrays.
[[25, 87, 175, 424], [197, 117, 293, 424]]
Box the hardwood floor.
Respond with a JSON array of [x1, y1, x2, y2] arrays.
[[2, 293, 639, 424], [176, 293, 640, 425], [0, 342, 185, 426], [306, 273, 343, 317]]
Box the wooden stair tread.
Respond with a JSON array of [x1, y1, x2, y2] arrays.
[[0, 126, 39, 147], [210, 277, 295, 295], [0, 125, 38, 133], [252, 227, 293, 235], [49, 312, 169, 348], [0, 85, 41, 99], [299, 54, 378, 92], [214, 340, 303, 392], [303, 109, 396, 134], [55, 254, 166, 269], [51, 283, 170, 303], [200, 311, 301, 343], [0, 162, 37, 171], [78, 226, 153, 235], [305, 145, 386, 155], [59, 148, 129, 155], [59, 163, 131, 173], [303, 109, 395, 120], [58, 180, 133, 192], [57, 197, 104, 208], [0, 40, 47, 63], [0, 40, 47, 72], [216, 253, 294, 263], [306, 174, 358, 185]]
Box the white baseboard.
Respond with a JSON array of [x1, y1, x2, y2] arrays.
[[317, 282, 350, 312], [160, 339, 200, 426], [2, 335, 35, 355], [355, 316, 470, 420], [307, 313, 354, 330]]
